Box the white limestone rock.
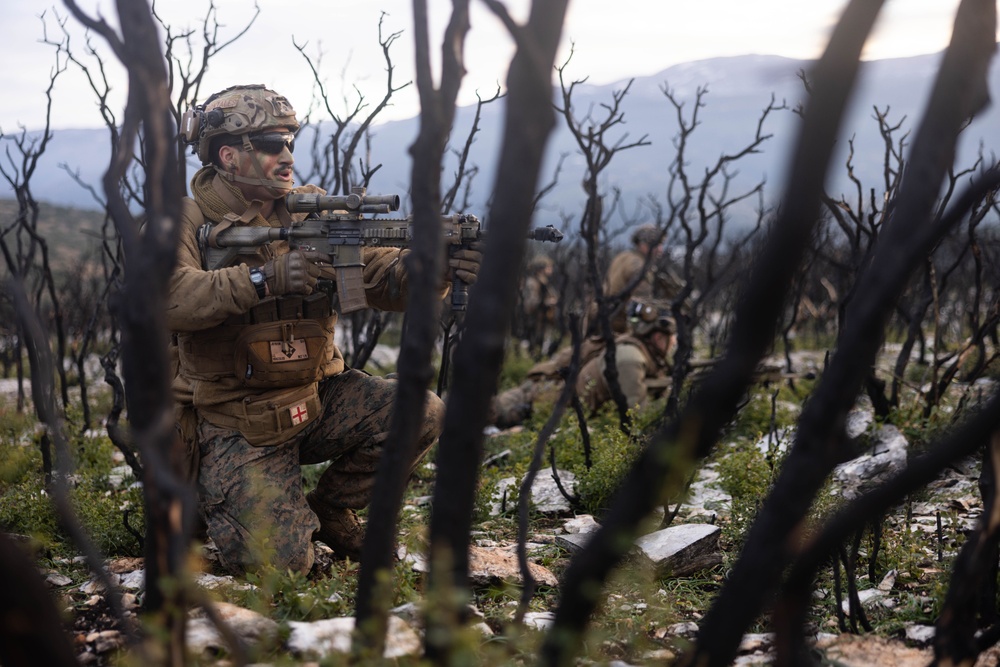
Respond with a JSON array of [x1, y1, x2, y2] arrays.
[[635, 523, 722, 576], [287, 615, 420, 659]]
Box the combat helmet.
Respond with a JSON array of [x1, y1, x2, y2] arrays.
[[631, 223, 662, 247], [182, 84, 299, 198], [625, 299, 675, 337], [183, 84, 298, 163]]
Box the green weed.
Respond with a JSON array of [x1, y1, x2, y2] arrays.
[[0, 398, 144, 557]]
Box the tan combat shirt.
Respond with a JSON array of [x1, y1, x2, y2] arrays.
[[168, 185, 411, 438]]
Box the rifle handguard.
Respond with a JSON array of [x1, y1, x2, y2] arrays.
[[201, 187, 564, 314]]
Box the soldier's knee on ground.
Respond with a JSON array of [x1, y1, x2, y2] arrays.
[[271, 541, 315, 575], [258, 513, 318, 574], [210, 518, 316, 576], [201, 483, 320, 577]]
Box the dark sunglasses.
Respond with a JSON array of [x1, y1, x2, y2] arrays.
[[247, 132, 295, 155]]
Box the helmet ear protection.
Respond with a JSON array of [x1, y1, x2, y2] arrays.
[[180, 107, 226, 146], [626, 300, 674, 336]]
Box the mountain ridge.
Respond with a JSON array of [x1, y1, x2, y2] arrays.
[[7, 51, 994, 232]]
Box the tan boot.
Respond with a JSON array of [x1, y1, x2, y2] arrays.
[[306, 492, 365, 561]]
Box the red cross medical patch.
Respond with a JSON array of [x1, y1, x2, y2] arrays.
[[289, 402, 309, 425]]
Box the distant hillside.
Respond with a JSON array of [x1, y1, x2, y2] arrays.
[[0, 199, 109, 272], [8, 51, 996, 233]]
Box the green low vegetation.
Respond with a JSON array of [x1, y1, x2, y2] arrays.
[[0, 410, 144, 558], [0, 341, 990, 665]]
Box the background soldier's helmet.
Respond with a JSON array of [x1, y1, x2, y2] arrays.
[[182, 84, 299, 164], [631, 223, 661, 247], [626, 299, 675, 337]]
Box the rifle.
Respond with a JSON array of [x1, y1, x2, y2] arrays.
[[198, 186, 564, 313]]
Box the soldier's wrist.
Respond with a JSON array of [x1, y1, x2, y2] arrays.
[[249, 268, 268, 299]]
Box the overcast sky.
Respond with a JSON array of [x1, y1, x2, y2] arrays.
[[1, 0, 968, 132]]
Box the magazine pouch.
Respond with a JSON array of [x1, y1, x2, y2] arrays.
[[233, 320, 327, 389]]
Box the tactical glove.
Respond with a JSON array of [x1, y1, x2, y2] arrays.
[[448, 242, 483, 285], [261, 250, 326, 295]]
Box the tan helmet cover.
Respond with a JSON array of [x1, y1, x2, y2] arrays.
[[194, 84, 299, 164], [631, 224, 661, 247]]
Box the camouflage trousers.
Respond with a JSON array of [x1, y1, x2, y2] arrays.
[[197, 369, 444, 575]]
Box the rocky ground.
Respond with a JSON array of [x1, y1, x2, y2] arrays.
[[9, 345, 999, 664], [28, 394, 992, 666]]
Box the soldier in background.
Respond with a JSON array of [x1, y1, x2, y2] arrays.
[[517, 255, 557, 357], [593, 223, 682, 334], [492, 299, 675, 427], [576, 299, 675, 413]]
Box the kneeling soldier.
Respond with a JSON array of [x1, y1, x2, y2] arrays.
[[169, 84, 480, 574]]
